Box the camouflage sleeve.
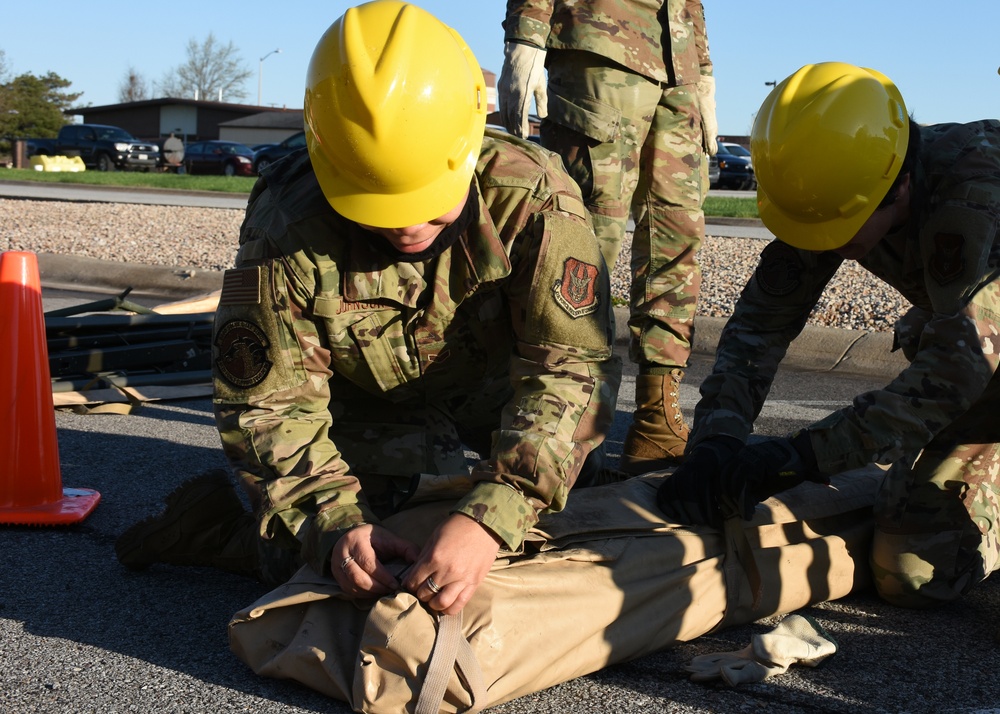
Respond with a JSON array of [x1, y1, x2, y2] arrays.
[[690, 0, 713, 76], [452, 192, 622, 549], [213, 246, 378, 576], [808, 198, 1000, 474], [690, 241, 840, 446], [502, 0, 553, 48]]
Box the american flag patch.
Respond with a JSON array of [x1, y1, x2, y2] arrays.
[[219, 267, 261, 305]]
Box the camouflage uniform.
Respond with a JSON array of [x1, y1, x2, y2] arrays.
[[690, 121, 1000, 607], [212, 130, 621, 580], [503, 0, 713, 367]]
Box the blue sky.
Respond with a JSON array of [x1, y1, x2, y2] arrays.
[[3, 1, 998, 136]]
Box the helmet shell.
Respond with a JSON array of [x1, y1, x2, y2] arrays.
[[305, 1, 487, 227], [752, 62, 909, 251]]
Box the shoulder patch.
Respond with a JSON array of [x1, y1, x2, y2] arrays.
[[220, 267, 261, 306], [755, 241, 804, 297], [553, 257, 600, 318], [214, 319, 272, 388], [929, 232, 965, 285]]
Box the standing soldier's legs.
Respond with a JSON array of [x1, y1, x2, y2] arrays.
[[543, 50, 702, 472], [540, 50, 657, 272], [621, 84, 707, 473], [871, 436, 1000, 608]]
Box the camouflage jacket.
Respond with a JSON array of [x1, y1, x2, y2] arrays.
[[503, 0, 712, 85], [692, 121, 1000, 474], [212, 131, 621, 574]]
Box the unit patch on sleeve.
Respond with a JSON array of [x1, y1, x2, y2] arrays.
[[553, 257, 600, 318], [929, 232, 965, 285], [214, 319, 272, 388], [755, 241, 804, 297], [219, 266, 261, 306]]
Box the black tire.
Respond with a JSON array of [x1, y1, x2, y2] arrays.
[[97, 153, 116, 172], [224, 162, 236, 177], [61, 149, 82, 158], [183, 161, 194, 175], [255, 157, 271, 173]]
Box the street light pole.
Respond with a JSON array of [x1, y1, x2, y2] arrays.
[[258, 48, 282, 106]]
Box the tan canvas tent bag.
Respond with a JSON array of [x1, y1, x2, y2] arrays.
[[229, 467, 881, 713]]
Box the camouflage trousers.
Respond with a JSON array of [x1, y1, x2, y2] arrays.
[[541, 49, 708, 368], [870, 390, 1000, 608]]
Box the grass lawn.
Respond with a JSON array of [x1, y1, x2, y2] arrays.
[[0, 167, 256, 194], [0, 168, 759, 218]]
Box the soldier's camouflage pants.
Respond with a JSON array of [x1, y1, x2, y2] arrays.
[[870, 388, 1000, 608], [541, 49, 708, 368]]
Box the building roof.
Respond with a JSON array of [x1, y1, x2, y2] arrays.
[[69, 97, 302, 114], [219, 110, 304, 130]]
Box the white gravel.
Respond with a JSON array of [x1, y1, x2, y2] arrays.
[[0, 198, 908, 332]]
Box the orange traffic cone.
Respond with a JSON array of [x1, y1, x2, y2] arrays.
[[0, 251, 100, 525]]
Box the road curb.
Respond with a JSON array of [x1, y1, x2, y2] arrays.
[[613, 306, 904, 380], [39, 252, 224, 298]]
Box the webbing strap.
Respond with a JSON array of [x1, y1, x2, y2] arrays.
[[415, 612, 487, 714], [713, 515, 764, 632]]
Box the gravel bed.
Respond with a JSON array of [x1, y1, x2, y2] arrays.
[[0, 198, 909, 332]]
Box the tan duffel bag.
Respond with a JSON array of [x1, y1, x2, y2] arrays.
[[228, 467, 881, 713]]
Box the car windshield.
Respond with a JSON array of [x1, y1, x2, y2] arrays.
[[723, 144, 751, 157], [95, 127, 136, 141]]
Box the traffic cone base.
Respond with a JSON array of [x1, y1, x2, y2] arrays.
[[0, 488, 101, 526], [0, 251, 101, 526]]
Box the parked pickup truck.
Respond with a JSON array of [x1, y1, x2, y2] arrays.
[[32, 124, 160, 171]]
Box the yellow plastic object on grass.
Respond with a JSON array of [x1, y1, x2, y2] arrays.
[[30, 155, 86, 172]]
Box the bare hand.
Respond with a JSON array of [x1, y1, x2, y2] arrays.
[[402, 513, 502, 615], [331, 524, 420, 599]]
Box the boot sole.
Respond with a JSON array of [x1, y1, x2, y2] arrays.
[[115, 469, 235, 570]]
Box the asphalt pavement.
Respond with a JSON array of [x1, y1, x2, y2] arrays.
[[2, 181, 999, 714]]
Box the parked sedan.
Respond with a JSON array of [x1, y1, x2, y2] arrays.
[[183, 141, 255, 177], [713, 142, 756, 190], [253, 130, 306, 173]]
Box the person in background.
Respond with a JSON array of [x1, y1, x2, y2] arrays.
[[658, 61, 1000, 608], [499, 0, 718, 473], [116, 0, 620, 617]]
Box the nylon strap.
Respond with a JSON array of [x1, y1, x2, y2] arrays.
[[713, 515, 764, 632], [415, 612, 487, 714]]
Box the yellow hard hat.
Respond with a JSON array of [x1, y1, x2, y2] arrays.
[[751, 62, 909, 251], [304, 0, 487, 228]]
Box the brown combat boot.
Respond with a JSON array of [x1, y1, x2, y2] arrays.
[[115, 468, 259, 578], [620, 369, 690, 474]]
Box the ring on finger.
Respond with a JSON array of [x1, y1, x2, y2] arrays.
[[340, 556, 355, 573], [426, 575, 442, 594]]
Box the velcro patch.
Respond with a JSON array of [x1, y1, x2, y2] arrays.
[[755, 241, 804, 297], [553, 257, 600, 318], [929, 232, 965, 285], [219, 267, 261, 305], [214, 319, 272, 388]]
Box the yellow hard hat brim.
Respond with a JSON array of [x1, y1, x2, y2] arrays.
[[309, 128, 481, 228]]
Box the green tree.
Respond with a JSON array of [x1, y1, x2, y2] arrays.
[[0, 70, 81, 144], [159, 33, 252, 102]]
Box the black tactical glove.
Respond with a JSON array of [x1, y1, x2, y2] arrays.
[[720, 431, 827, 522], [656, 436, 743, 528]]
